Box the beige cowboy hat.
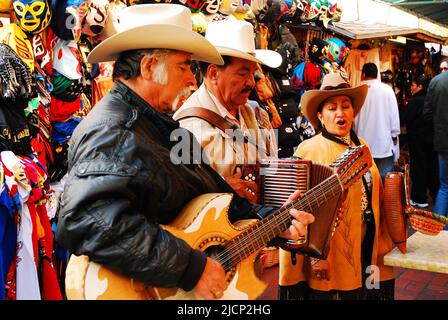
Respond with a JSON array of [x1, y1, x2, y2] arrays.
[[205, 18, 282, 68], [301, 72, 368, 129], [87, 4, 223, 65]]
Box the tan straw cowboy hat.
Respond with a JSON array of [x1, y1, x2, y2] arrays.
[[301, 72, 368, 129], [205, 18, 282, 68], [87, 4, 223, 65]]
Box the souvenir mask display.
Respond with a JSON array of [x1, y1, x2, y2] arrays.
[[326, 37, 347, 65], [0, 0, 12, 11], [81, 0, 109, 37], [308, 37, 328, 65], [300, 0, 327, 21], [179, 0, 208, 12], [191, 12, 208, 34], [0, 23, 35, 72], [204, 0, 221, 14], [219, 0, 240, 15], [52, 39, 82, 80], [13, 0, 52, 35]]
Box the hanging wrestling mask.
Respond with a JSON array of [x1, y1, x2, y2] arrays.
[[13, 0, 52, 35]]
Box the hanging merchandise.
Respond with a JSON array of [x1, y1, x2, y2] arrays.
[[191, 11, 208, 34], [81, 0, 109, 37], [12, 0, 52, 35], [271, 24, 303, 77], [218, 0, 239, 15], [52, 39, 82, 80], [31, 33, 53, 76], [99, 0, 127, 40], [0, 24, 35, 72], [50, 0, 84, 40], [325, 37, 348, 71], [0, 43, 34, 101], [0, 0, 12, 10]]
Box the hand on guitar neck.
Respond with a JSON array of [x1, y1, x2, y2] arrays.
[[279, 190, 316, 240], [193, 190, 315, 300]]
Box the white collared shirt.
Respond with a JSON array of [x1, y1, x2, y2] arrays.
[[353, 79, 400, 159]]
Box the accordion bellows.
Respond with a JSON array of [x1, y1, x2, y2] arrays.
[[383, 172, 407, 254], [260, 158, 342, 259]]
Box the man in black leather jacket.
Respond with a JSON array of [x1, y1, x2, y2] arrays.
[[56, 4, 314, 299]]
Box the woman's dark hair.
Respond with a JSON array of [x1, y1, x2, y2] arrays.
[[412, 73, 430, 95]]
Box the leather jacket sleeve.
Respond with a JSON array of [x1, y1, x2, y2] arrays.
[[56, 122, 206, 292]]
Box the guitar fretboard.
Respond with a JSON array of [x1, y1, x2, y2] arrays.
[[217, 174, 342, 270]]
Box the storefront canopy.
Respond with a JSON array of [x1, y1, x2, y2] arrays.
[[333, 0, 448, 44]]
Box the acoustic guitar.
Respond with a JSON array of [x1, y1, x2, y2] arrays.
[[65, 145, 373, 300]]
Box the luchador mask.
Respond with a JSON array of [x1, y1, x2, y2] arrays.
[[326, 37, 347, 65], [219, 0, 240, 15], [300, 0, 327, 21], [81, 0, 109, 37], [191, 12, 207, 34], [204, 0, 221, 14], [308, 37, 329, 64], [13, 0, 52, 35]]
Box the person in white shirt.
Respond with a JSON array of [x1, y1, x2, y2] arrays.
[[353, 63, 400, 182]]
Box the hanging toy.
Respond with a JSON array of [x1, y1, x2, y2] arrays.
[[326, 37, 348, 65]]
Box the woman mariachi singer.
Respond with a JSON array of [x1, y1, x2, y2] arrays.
[[278, 72, 395, 300]]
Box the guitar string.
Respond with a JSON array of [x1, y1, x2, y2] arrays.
[[212, 153, 365, 268], [214, 176, 340, 265], [214, 176, 342, 269], [216, 177, 341, 270], [221, 164, 367, 267]]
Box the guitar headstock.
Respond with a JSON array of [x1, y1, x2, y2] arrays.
[[330, 145, 373, 190]]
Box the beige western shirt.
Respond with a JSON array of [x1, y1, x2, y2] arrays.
[[173, 84, 277, 178]]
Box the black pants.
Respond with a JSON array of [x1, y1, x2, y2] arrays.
[[408, 138, 439, 204]]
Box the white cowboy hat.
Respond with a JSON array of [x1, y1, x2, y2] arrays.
[[87, 4, 223, 65], [301, 72, 368, 129], [205, 18, 282, 68]]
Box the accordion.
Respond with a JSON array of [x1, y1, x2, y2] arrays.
[[259, 158, 344, 259]]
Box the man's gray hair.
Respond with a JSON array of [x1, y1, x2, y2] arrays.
[[112, 49, 171, 84]]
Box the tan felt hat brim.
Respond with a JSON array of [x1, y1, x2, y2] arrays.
[[87, 24, 224, 65], [301, 84, 368, 129]]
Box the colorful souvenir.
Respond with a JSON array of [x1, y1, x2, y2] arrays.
[[52, 39, 82, 80], [191, 12, 207, 34], [308, 37, 328, 65], [219, 0, 239, 15], [13, 0, 52, 35], [0, 0, 12, 11], [99, 0, 126, 40], [300, 0, 327, 21], [81, 0, 109, 37], [0, 23, 35, 72], [326, 37, 348, 65], [204, 0, 221, 14]]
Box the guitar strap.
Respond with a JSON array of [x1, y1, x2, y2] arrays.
[[176, 107, 268, 155]]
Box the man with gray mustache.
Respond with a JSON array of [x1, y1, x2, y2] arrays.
[[174, 19, 281, 204]]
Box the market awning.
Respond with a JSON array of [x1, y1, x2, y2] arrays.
[[328, 20, 447, 44], [328, 21, 420, 39], [382, 0, 448, 26], [331, 0, 448, 44]]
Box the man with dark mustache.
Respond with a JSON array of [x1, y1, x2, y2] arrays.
[[174, 19, 282, 203]]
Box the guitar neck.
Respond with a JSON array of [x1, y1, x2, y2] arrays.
[[222, 174, 342, 267]]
